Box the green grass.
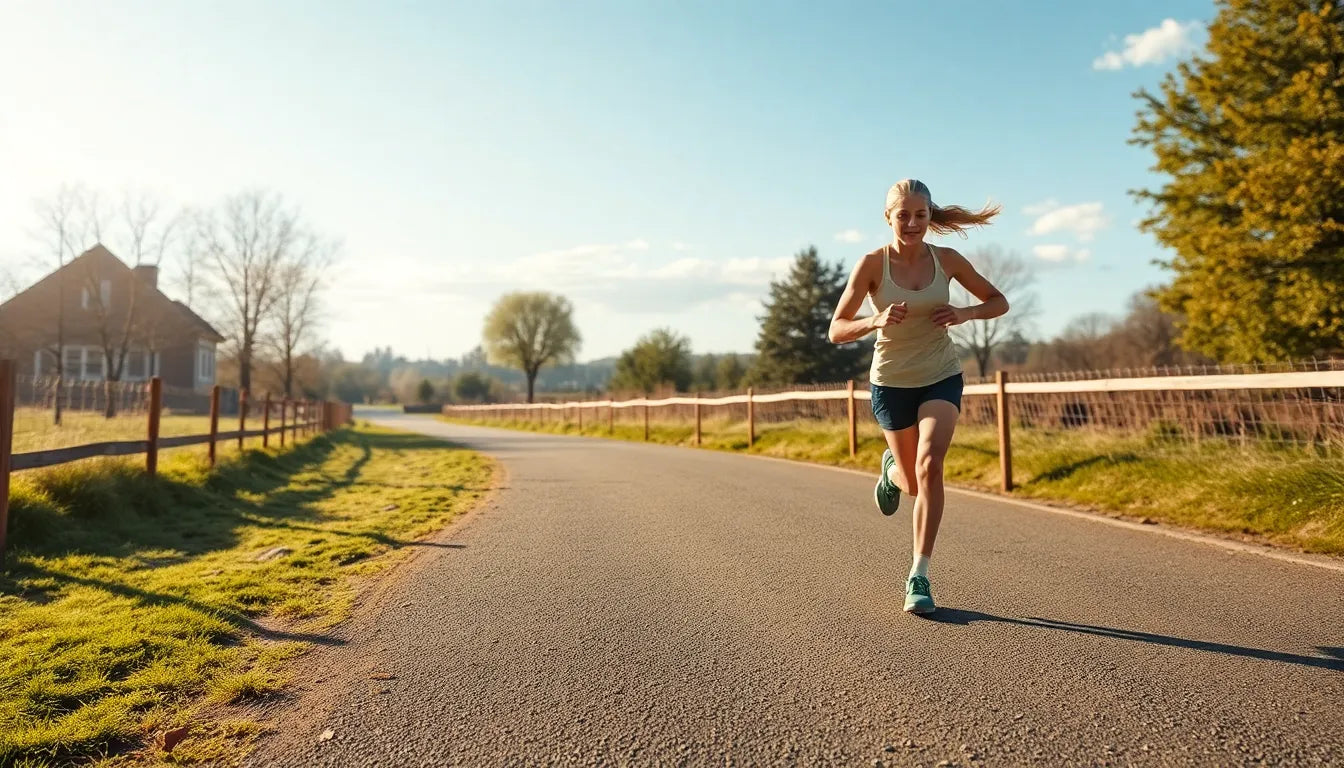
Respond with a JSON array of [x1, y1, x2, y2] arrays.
[[441, 413, 1344, 555], [0, 423, 494, 767], [10, 407, 307, 463]]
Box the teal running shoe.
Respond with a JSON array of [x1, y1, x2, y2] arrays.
[[904, 575, 935, 614], [873, 448, 900, 516]]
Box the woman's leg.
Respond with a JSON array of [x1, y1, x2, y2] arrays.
[[911, 399, 960, 558], [881, 426, 919, 497]]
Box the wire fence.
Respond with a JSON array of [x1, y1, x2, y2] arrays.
[[452, 362, 1344, 455], [13, 375, 240, 454]]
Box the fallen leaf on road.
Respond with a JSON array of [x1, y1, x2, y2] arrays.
[[319, 729, 335, 742]]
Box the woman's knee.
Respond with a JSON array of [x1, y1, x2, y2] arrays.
[[915, 451, 944, 483]]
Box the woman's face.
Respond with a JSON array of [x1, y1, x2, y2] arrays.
[[887, 195, 930, 245]]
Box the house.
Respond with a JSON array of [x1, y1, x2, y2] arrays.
[[0, 244, 224, 393]]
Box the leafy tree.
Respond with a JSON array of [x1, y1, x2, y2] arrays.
[[610, 328, 693, 393], [752, 246, 869, 385], [453, 370, 493, 402], [995, 331, 1031, 367], [482, 291, 581, 402], [716, 353, 746, 390], [693, 353, 718, 391], [417, 378, 435, 403], [1131, 0, 1344, 361]]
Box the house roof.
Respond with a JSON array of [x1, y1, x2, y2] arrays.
[[0, 243, 225, 343]]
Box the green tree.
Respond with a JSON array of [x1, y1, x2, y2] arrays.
[[692, 353, 718, 391], [453, 370, 493, 402], [416, 378, 435, 403], [716, 353, 746, 390], [1131, 0, 1344, 361], [751, 246, 869, 385], [482, 291, 581, 403], [609, 328, 693, 393]]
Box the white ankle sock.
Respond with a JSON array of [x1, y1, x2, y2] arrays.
[[910, 555, 930, 579], [886, 465, 901, 488]]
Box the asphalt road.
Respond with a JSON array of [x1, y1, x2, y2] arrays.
[[245, 410, 1343, 767]]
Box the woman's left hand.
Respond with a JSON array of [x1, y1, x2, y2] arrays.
[[930, 304, 971, 327]]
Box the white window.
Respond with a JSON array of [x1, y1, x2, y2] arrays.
[[34, 349, 57, 376], [123, 349, 146, 381], [63, 346, 82, 376], [80, 280, 112, 310], [197, 343, 215, 383], [83, 349, 105, 380]]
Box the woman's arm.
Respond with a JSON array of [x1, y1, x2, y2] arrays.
[[829, 254, 889, 343], [930, 246, 1009, 327]]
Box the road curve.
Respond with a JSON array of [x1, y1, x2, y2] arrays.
[[244, 410, 1343, 767]]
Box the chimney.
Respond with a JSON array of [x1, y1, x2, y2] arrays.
[[133, 264, 159, 290]]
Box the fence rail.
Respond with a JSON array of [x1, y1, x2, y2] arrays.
[[444, 367, 1344, 489], [0, 359, 355, 567]]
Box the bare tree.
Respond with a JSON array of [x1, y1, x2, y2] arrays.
[[71, 191, 181, 414], [949, 245, 1040, 377], [0, 267, 21, 301], [195, 190, 321, 392], [30, 184, 100, 424], [265, 234, 333, 397], [169, 210, 207, 308]]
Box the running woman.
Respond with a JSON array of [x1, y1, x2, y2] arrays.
[[828, 179, 1008, 614]]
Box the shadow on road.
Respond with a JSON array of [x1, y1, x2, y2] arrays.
[[926, 608, 1343, 672]]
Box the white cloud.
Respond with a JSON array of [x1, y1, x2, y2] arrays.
[[1027, 201, 1109, 242], [1023, 199, 1059, 217], [427, 240, 791, 313], [1093, 19, 1203, 70], [1033, 244, 1091, 264], [834, 229, 863, 243], [670, 241, 690, 251]]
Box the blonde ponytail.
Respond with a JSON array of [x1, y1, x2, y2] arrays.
[[885, 178, 1001, 238]]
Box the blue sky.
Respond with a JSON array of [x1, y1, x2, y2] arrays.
[[0, 0, 1214, 363]]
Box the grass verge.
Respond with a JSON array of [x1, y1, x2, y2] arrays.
[[440, 414, 1344, 555], [0, 422, 494, 767]]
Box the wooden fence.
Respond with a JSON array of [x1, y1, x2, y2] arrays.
[[0, 359, 355, 567], [444, 367, 1344, 493]]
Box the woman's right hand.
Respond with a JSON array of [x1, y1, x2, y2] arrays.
[[871, 301, 908, 330]]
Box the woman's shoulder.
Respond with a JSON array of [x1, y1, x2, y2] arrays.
[[928, 242, 968, 272], [856, 245, 886, 266]]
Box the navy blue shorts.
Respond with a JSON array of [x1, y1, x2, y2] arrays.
[[870, 374, 964, 431]]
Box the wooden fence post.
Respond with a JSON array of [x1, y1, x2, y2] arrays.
[[608, 403, 614, 434], [578, 402, 583, 431], [280, 400, 288, 447], [997, 370, 1013, 492], [695, 392, 702, 446], [147, 377, 161, 477], [747, 387, 754, 448], [263, 393, 272, 448], [0, 360, 16, 570], [643, 403, 649, 441], [847, 379, 857, 458], [208, 385, 220, 467], [238, 389, 248, 451]]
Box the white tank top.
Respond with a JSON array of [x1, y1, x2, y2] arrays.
[[867, 243, 963, 388]]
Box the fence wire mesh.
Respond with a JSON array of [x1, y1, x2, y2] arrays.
[[450, 362, 1344, 455]]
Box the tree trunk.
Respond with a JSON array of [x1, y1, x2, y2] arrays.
[[526, 367, 538, 403]]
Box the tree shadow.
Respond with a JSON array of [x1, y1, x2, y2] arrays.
[[1028, 453, 1141, 483], [4, 429, 466, 568], [924, 607, 1342, 672], [20, 563, 345, 646], [242, 517, 469, 549]]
